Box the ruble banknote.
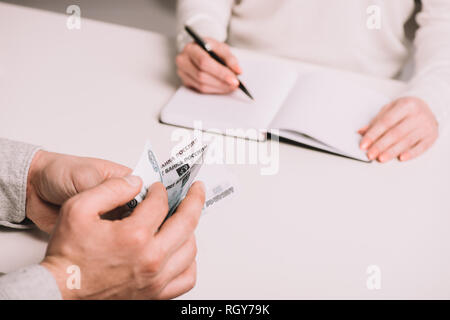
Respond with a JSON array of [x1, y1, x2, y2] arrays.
[[127, 139, 234, 220]]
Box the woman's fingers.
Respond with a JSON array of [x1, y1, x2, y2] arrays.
[[377, 128, 423, 162], [357, 125, 369, 135], [360, 97, 439, 162], [400, 135, 437, 161], [366, 117, 417, 161], [207, 38, 242, 74], [176, 54, 235, 92], [360, 102, 409, 151], [188, 44, 238, 86], [175, 38, 242, 94], [178, 69, 232, 94]]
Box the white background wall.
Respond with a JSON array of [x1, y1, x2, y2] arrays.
[[1, 0, 417, 80], [1, 0, 177, 36]]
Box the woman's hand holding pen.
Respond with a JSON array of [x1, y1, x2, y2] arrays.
[[176, 37, 242, 94]]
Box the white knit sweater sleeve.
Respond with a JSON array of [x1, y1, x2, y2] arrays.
[[401, 0, 450, 129], [176, 0, 234, 52]]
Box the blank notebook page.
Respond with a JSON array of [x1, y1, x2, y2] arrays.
[[271, 72, 390, 159], [161, 51, 298, 139]]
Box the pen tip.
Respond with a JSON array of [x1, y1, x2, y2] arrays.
[[239, 83, 254, 100]]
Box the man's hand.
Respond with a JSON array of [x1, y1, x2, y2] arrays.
[[359, 97, 439, 162], [26, 151, 131, 233], [176, 38, 242, 94], [41, 178, 205, 300]]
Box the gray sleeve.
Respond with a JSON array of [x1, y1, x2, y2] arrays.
[[0, 138, 41, 229], [0, 264, 62, 300]]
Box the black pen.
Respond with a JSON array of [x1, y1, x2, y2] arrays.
[[184, 25, 254, 100]]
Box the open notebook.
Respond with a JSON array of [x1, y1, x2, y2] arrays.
[[160, 53, 390, 162]]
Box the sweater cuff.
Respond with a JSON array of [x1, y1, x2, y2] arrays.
[[399, 83, 450, 132], [176, 14, 228, 52], [0, 138, 41, 229], [0, 264, 62, 300]]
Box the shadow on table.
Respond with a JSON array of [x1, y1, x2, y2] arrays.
[[274, 134, 371, 163]]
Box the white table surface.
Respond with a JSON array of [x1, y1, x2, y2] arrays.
[[1, 3, 449, 299]]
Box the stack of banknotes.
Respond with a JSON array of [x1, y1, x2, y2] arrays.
[[126, 138, 235, 220]]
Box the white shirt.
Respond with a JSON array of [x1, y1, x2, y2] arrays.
[[176, 0, 450, 127]]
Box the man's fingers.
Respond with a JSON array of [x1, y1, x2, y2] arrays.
[[360, 102, 409, 151], [154, 261, 197, 300], [186, 43, 239, 88], [65, 175, 142, 218], [102, 160, 132, 178], [127, 182, 169, 231], [151, 235, 197, 293], [156, 181, 205, 253], [366, 117, 417, 161]]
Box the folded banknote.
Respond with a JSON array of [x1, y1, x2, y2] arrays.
[[126, 139, 235, 220]]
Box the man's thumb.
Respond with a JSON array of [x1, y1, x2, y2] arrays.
[[72, 175, 142, 216]]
